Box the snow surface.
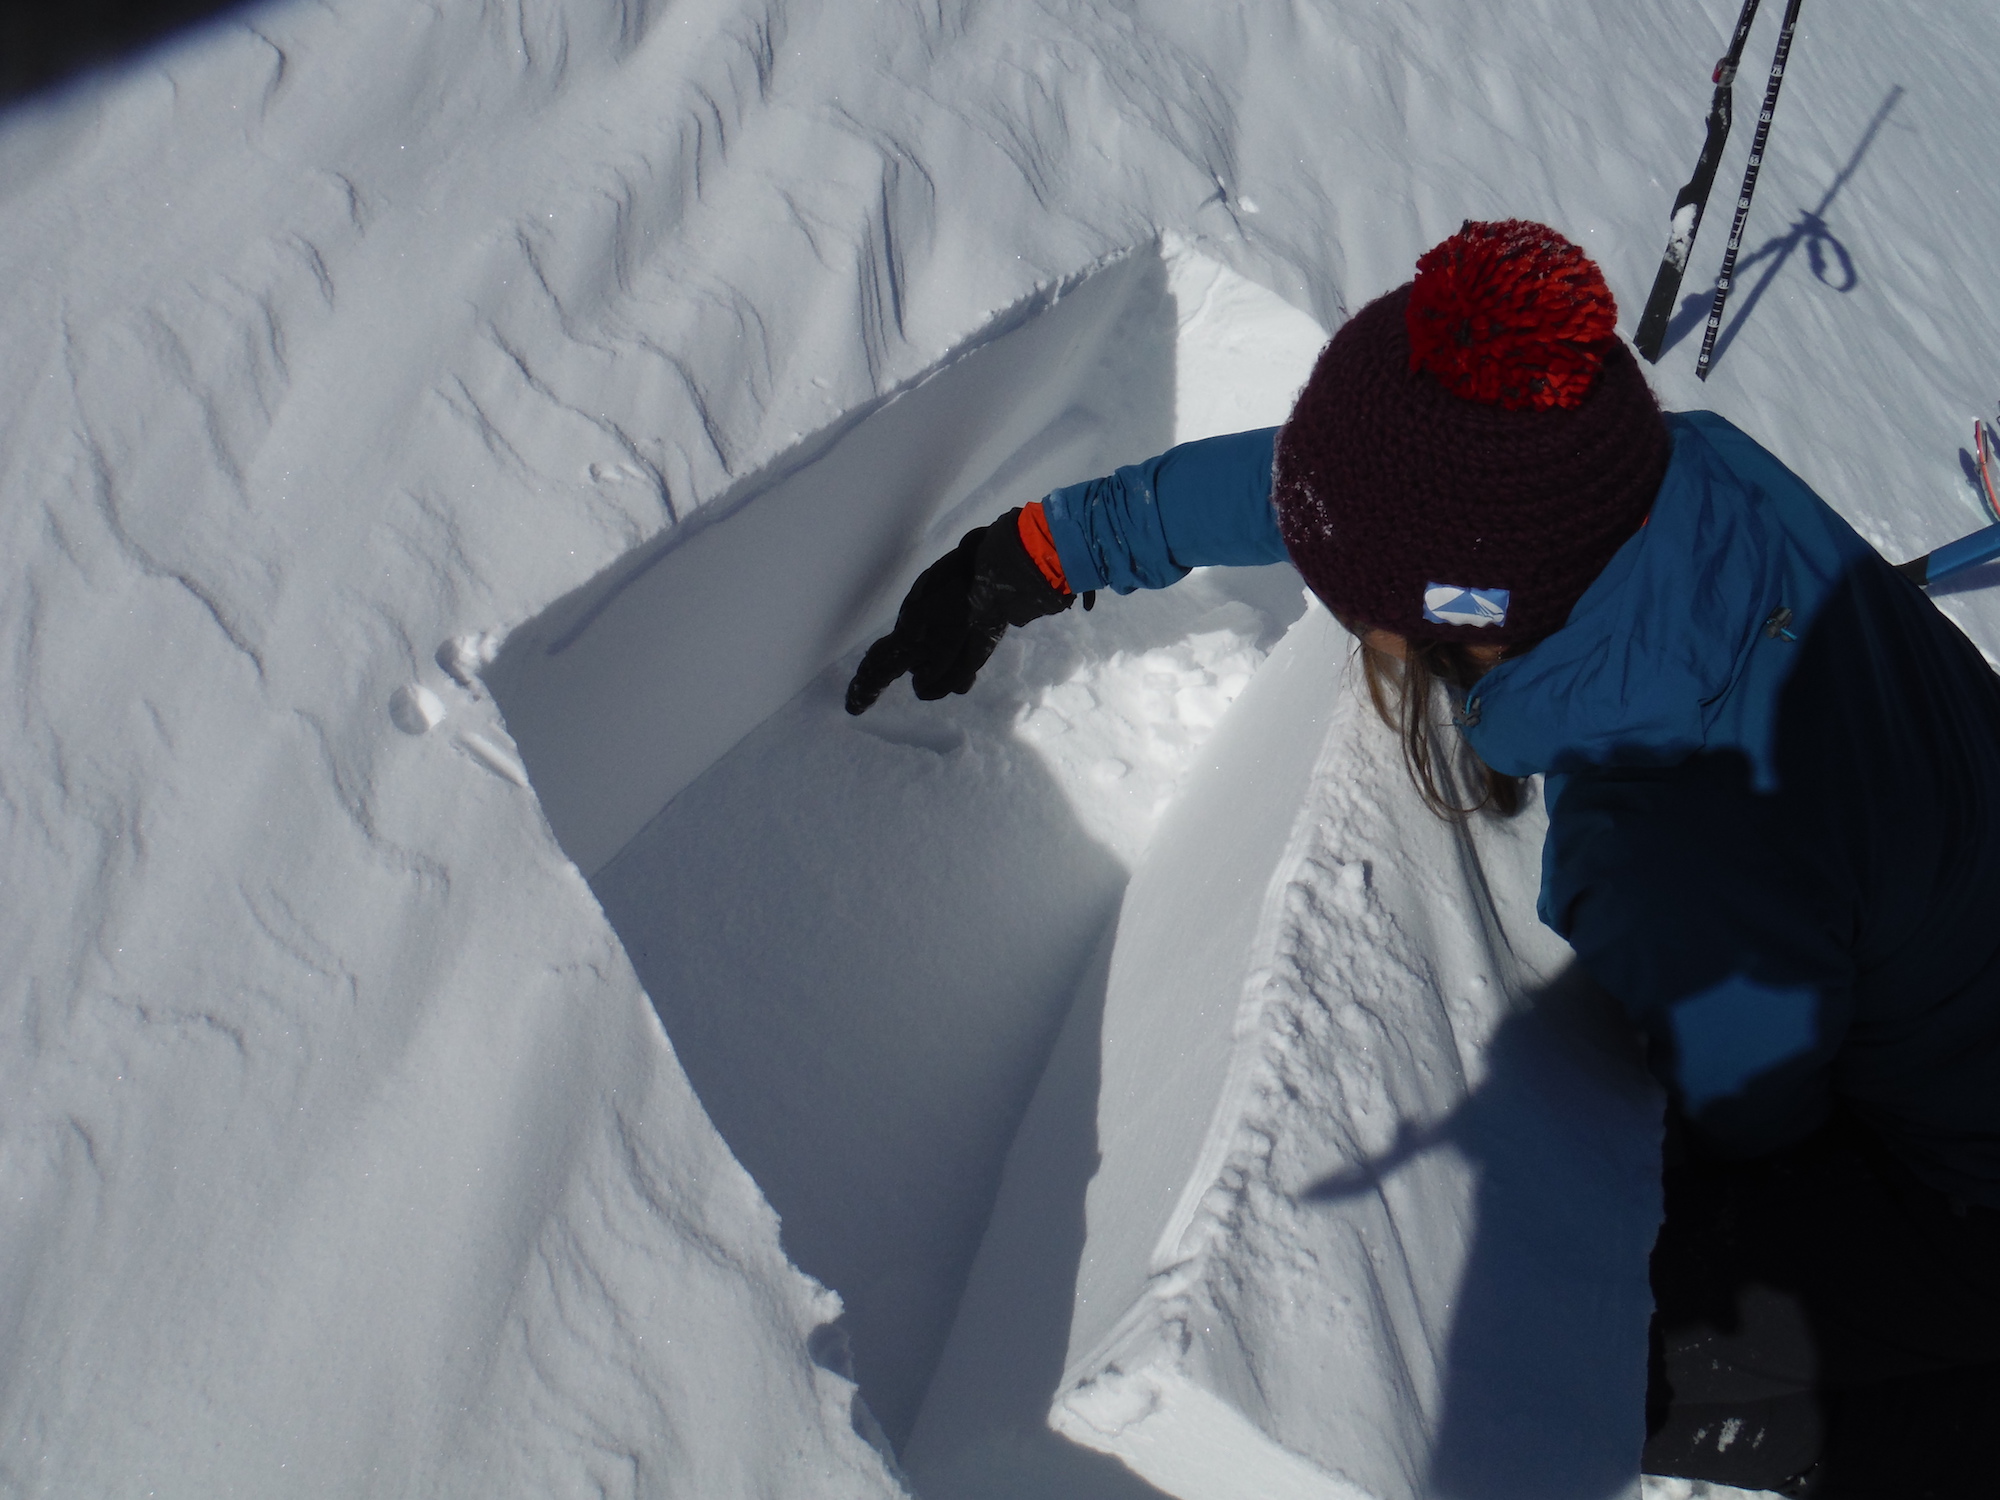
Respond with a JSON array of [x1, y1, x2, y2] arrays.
[[5, 0, 1999, 1495], [546, 239, 1325, 1458]]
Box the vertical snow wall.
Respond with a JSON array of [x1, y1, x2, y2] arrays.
[[490, 247, 1183, 1446], [489, 249, 1177, 879]]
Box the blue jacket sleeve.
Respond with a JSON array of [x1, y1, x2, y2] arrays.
[[1543, 764, 1856, 1157], [1039, 428, 1289, 594]]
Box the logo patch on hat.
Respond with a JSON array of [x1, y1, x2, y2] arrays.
[[1423, 583, 1510, 628]]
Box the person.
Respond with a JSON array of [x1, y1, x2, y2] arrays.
[[845, 220, 2000, 1496]]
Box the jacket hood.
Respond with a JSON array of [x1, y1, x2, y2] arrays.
[[1464, 412, 1875, 785]]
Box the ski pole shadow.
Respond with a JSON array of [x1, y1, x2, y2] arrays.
[[1657, 85, 1903, 365]]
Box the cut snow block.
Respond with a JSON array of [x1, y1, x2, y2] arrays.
[[488, 248, 1176, 877], [908, 605, 1664, 1500]]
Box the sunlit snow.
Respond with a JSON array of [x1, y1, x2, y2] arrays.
[[5, 1, 1997, 1498]]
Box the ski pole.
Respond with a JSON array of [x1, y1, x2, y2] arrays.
[[1895, 522, 2000, 590], [1633, 0, 1765, 362], [1696, 0, 1806, 381]]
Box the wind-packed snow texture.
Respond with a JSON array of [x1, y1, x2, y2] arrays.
[[4, 0, 1998, 1497]]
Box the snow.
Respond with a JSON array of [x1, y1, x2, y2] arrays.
[[907, 601, 1660, 1500], [1667, 201, 1701, 272], [4, 0, 1998, 1496], [563, 240, 1321, 1460]]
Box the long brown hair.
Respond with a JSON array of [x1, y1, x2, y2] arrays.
[[1357, 636, 1525, 821]]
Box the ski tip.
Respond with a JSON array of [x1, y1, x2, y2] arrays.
[[1975, 417, 2000, 527]]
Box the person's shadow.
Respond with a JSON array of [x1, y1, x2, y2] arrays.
[[1301, 964, 1665, 1500], [1305, 546, 2000, 1496]]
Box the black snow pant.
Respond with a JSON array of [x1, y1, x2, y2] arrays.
[[1642, 1111, 2000, 1497]]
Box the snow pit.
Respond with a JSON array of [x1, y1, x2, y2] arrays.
[[490, 239, 1321, 1450], [491, 235, 1666, 1498]]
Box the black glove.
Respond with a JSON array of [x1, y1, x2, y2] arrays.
[[845, 508, 1090, 714]]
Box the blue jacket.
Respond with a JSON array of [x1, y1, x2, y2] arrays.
[[1042, 414, 2000, 1206]]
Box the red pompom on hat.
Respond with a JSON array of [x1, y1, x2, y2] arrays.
[[1274, 219, 1669, 647], [1406, 219, 1620, 412]]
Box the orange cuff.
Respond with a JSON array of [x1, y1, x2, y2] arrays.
[[1018, 502, 1071, 595]]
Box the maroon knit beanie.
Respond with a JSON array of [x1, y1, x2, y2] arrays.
[[1274, 220, 1670, 647]]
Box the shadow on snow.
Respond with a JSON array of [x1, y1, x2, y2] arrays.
[[1654, 85, 1903, 369]]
